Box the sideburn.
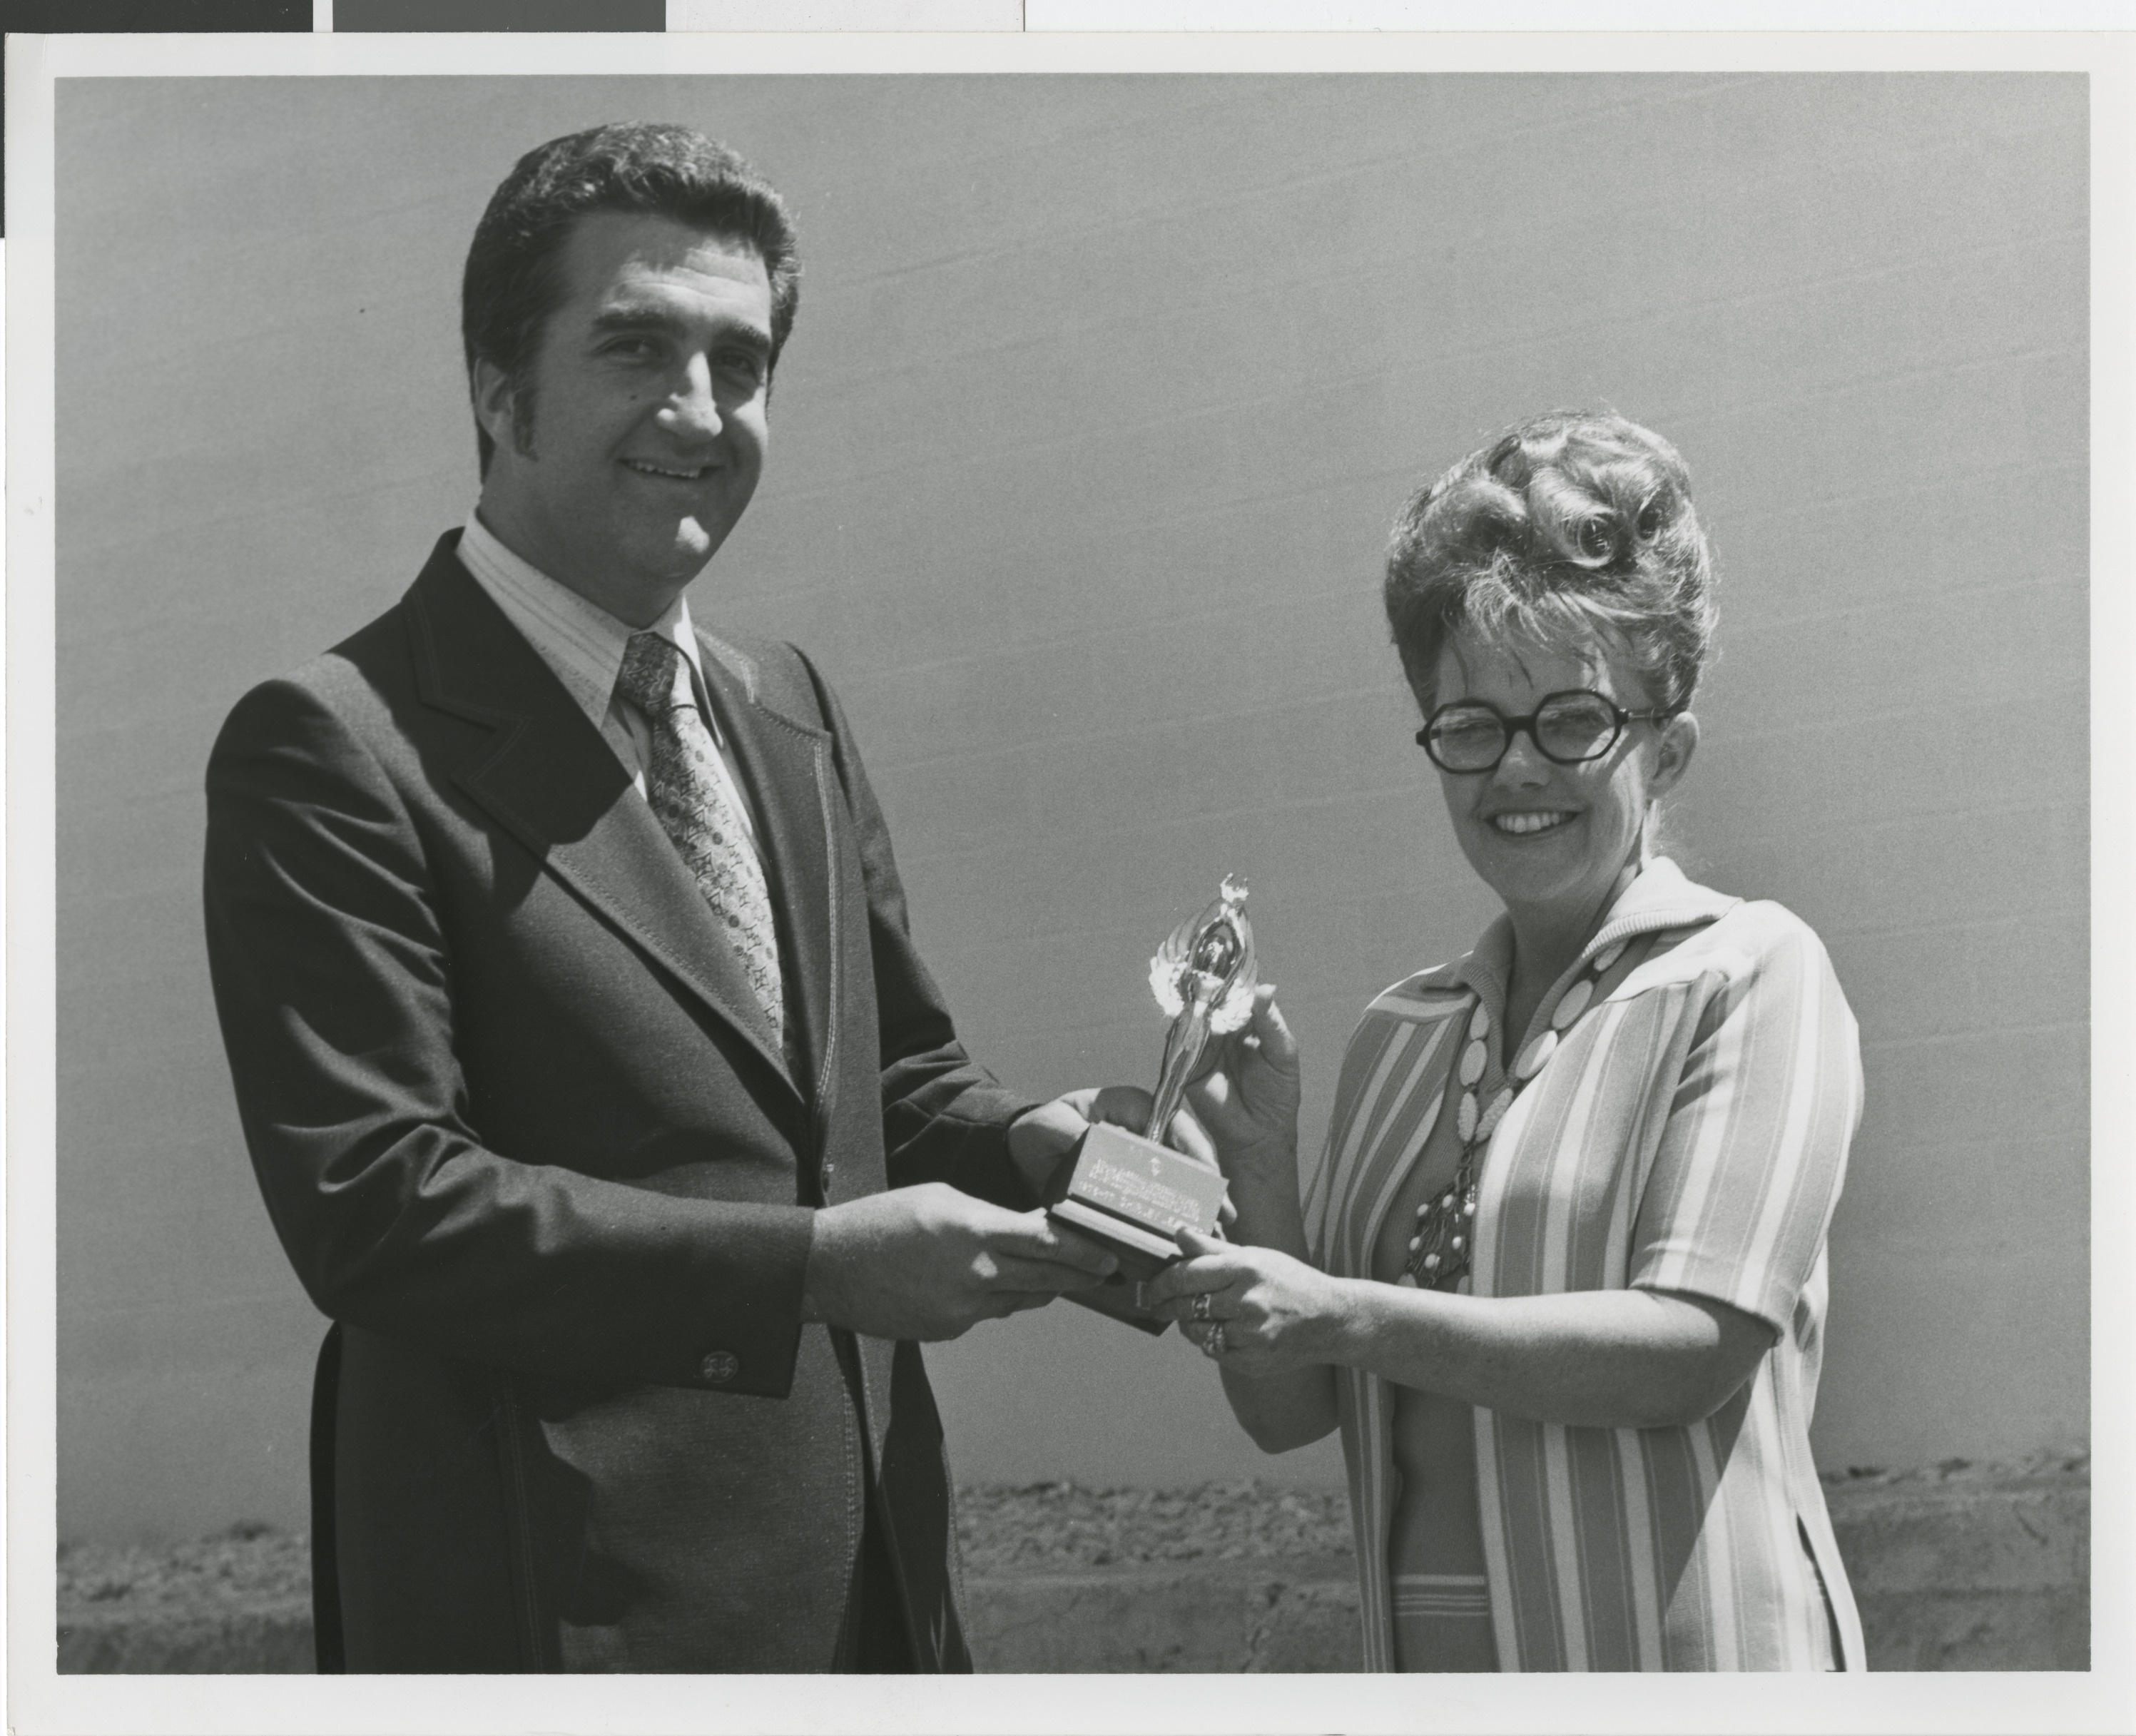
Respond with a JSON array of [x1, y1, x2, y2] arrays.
[[509, 380, 539, 459]]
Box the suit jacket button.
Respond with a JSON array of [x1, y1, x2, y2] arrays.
[[699, 1351, 740, 1385]]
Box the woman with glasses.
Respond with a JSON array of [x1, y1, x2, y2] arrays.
[[1144, 410, 1863, 1672]]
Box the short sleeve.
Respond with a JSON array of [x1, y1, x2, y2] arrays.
[[1629, 913, 1863, 1336]]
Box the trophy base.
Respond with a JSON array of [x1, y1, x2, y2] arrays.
[[1064, 1271, 1172, 1336], [1044, 1122, 1231, 1333], [1049, 1197, 1189, 1275]]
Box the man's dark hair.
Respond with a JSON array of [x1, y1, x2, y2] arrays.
[[461, 121, 801, 476]]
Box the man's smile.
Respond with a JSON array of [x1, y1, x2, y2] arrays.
[[624, 457, 716, 480]]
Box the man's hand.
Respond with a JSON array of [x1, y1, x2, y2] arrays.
[[801, 1182, 1121, 1341], [1006, 1085, 1219, 1197]]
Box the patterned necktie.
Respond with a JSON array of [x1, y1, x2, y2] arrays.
[[615, 631, 785, 1046]]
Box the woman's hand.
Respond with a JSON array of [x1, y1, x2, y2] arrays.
[[1143, 1227, 1351, 1379], [1184, 985, 1302, 1181]]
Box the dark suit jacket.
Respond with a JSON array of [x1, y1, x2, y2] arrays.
[[203, 533, 1037, 1672]]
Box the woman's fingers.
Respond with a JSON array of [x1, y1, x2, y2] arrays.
[[1154, 1294, 1229, 1326], [1186, 988, 1301, 1147], [1248, 985, 1301, 1070], [1185, 1065, 1240, 1125], [1142, 1236, 1239, 1317]]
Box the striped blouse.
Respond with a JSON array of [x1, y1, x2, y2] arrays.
[[1303, 858, 1866, 1671]]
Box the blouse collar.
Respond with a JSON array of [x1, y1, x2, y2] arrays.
[[1453, 856, 1740, 1012]]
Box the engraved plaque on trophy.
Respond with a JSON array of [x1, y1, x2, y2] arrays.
[[1046, 878, 1255, 1333]]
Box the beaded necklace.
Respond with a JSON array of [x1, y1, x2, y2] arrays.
[[1398, 937, 1628, 1291]]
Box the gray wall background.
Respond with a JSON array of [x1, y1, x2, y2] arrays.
[[56, 72, 2087, 1543]]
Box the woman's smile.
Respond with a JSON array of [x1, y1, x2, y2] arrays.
[[1489, 810, 1577, 837], [1428, 632, 1659, 925]]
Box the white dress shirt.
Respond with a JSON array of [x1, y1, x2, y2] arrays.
[[456, 514, 760, 852]]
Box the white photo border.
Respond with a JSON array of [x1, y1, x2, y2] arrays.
[[8, 22, 2130, 1736]]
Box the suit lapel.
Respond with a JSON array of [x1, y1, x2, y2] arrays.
[[695, 631, 838, 1112], [403, 539, 798, 1099]]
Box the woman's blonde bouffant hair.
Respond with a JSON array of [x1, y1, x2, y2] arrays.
[[1383, 410, 1718, 714]]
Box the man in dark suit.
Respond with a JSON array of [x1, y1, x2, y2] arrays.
[[203, 121, 1136, 1674]]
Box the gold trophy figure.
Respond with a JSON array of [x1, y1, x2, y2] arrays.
[[1144, 875, 1258, 1142], [1046, 878, 1253, 1333]]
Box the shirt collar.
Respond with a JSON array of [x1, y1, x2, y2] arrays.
[[1453, 856, 1739, 1007], [1591, 855, 1738, 937], [457, 512, 710, 734]]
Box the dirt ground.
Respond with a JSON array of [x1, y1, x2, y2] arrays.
[[56, 1461, 2088, 1672], [957, 1481, 1351, 1573], [57, 1481, 1354, 1620]]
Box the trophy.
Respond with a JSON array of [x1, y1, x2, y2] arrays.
[[1047, 877, 1256, 1333]]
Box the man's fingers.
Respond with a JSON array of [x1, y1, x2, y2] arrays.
[[995, 1212, 1122, 1276], [1024, 1085, 1220, 1172], [1006, 1096, 1093, 1167], [983, 1252, 1115, 1293], [1084, 1084, 1157, 1132], [1162, 1102, 1219, 1169], [1069, 1082, 1218, 1172], [937, 1195, 1119, 1274], [993, 1288, 1062, 1316]]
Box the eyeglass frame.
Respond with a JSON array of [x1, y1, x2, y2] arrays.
[[1414, 688, 1679, 775]]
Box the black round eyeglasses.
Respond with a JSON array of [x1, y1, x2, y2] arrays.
[[1415, 689, 1676, 775]]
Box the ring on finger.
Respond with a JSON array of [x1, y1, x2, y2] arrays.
[[1191, 1292, 1214, 1323], [1201, 1323, 1226, 1360]]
